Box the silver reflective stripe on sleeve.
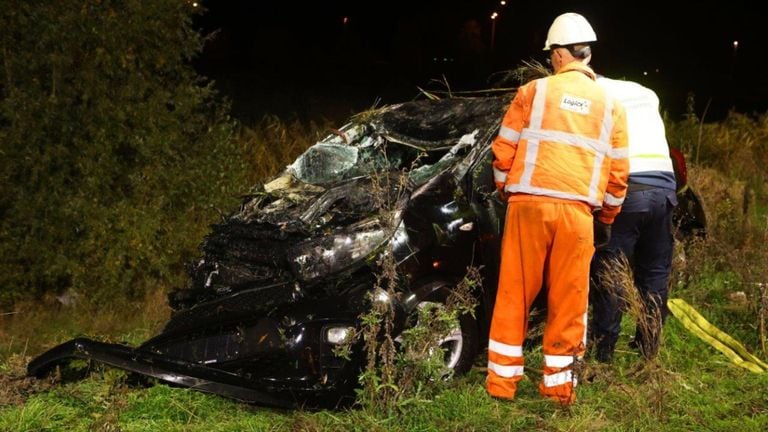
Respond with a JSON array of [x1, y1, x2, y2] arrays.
[[519, 138, 539, 187], [587, 151, 605, 204], [610, 147, 630, 159], [543, 370, 576, 387], [487, 361, 525, 378], [529, 79, 548, 129], [493, 167, 508, 184], [498, 125, 521, 142], [514, 79, 549, 191], [604, 192, 625, 206], [588, 95, 616, 204], [489, 339, 523, 357]]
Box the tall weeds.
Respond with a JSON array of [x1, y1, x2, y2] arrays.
[[666, 104, 768, 352], [350, 142, 482, 413], [593, 255, 670, 416], [355, 259, 481, 414], [238, 115, 329, 184], [596, 256, 663, 361]]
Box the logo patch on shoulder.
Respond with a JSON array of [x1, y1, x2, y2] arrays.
[[560, 94, 591, 115]]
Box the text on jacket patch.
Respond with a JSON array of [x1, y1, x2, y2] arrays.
[[560, 94, 591, 115]]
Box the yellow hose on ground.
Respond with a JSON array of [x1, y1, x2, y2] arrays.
[[667, 298, 768, 373]]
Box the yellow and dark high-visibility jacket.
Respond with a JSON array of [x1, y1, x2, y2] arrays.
[[596, 76, 676, 191]]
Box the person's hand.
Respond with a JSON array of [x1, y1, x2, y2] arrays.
[[594, 220, 611, 250]]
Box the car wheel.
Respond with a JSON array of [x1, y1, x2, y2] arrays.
[[399, 286, 479, 377]]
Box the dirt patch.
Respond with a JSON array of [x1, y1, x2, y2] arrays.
[[0, 355, 57, 406]]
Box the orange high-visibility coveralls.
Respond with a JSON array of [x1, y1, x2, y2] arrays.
[[487, 62, 629, 404]]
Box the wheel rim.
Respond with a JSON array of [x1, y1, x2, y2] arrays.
[[416, 301, 464, 370], [439, 325, 464, 369]]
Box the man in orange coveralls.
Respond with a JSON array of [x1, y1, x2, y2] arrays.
[[486, 12, 629, 405]]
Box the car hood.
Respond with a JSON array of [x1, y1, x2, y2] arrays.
[[176, 96, 510, 307]]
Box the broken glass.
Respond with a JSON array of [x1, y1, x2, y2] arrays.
[[288, 143, 360, 185]]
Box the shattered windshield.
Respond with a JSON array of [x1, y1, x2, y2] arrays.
[[288, 134, 413, 185], [287, 96, 508, 186], [288, 143, 360, 185]]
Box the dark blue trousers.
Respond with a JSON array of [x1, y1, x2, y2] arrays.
[[589, 187, 677, 359]]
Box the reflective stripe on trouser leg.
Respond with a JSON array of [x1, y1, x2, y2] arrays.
[[487, 201, 553, 399], [538, 201, 593, 404]]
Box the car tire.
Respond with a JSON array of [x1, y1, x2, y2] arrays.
[[407, 284, 480, 377]]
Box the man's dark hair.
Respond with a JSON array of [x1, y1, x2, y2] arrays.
[[566, 44, 592, 59]]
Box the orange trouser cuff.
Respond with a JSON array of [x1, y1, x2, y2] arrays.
[[486, 370, 522, 400], [539, 381, 576, 405]]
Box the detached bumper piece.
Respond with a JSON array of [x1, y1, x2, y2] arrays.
[[28, 337, 307, 409]]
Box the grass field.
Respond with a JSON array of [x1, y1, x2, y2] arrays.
[[1, 311, 766, 431]]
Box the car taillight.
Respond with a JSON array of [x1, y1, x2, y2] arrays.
[[670, 147, 688, 189]]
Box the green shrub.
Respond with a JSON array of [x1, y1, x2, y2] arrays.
[[0, 1, 248, 305]]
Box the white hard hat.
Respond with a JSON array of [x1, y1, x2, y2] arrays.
[[543, 12, 597, 51]]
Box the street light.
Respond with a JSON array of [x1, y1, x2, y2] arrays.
[[491, 12, 498, 53], [730, 40, 739, 108]]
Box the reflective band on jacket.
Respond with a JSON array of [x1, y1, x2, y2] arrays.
[[604, 192, 625, 206], [545, 354, 574, 368], [489, 339, 523, 357], [493, 167, 508, 184], [630, 154, 674, 173], [543, 370, 576, 387], [487, 361, 525, 378], [611, 147, 630, 160], [521, 128, 611, 155], [503, 78, 616, 208], [504, 185, 597, 204], [596, 77, 674, 176], [498, 125, 521, 142]]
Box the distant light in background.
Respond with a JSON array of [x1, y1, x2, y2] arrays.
[[500, 1, 507, 5], [490, 12, 499, 53], [343, 16, 349, 25], [643, 71, 648, 76], [191, 2, 199, 7], [730, 40, 739, 94]]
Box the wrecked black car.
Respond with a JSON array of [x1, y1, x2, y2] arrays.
[[27, 95, 706, 409]]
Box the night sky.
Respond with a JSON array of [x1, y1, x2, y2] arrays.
[[192, 0, 760, 124]]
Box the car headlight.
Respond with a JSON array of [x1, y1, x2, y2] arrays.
[[288, 214, 401, 282], [324, 326, 356, 345]]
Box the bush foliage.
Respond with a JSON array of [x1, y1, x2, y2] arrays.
[[0, 1, 249, 305]]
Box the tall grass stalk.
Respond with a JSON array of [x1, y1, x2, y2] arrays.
[[597, 256, 663, 361]]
